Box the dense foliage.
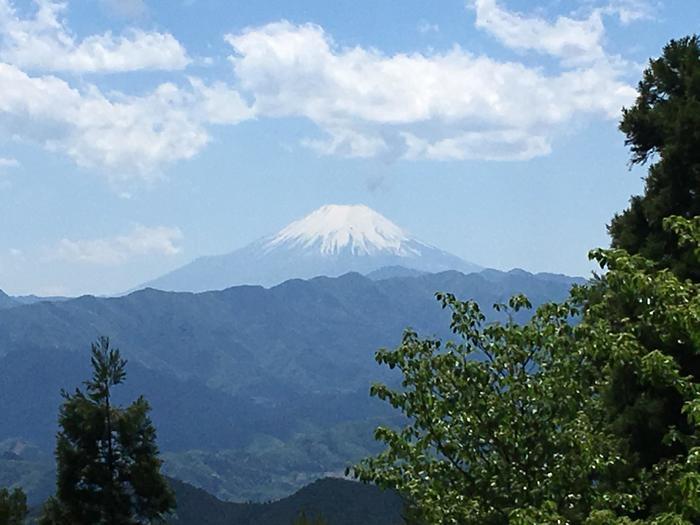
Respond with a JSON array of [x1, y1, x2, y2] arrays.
[[354, 218, 700, 523], [352, 292, 607, 523], [39, 337, 174, 525], [610, 35, 700, 281], [0, 487, 27, 525]]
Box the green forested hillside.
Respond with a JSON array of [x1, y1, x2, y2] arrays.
[[168, 477, 403, 525]]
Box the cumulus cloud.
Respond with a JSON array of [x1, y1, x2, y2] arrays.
[[0, 0, 643, 172], [224, 19, 635, 161], [0, 1, 254, 180], [0, 64, 253, 179], [0, 0, 189, 72], [52, 225, 183, 265]]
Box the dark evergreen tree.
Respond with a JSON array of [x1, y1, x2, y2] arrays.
[[609, 35, 700, 281], [39, 337, 175, 525], [605, 36, 700, 494], [0, 487, 28, 525]]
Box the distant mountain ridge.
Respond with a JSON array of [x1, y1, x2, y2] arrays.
[[142, 204, 482, 292], [0, 268, 582, 503], [168, 477, 403, 525], [0, 289, 70, 309]]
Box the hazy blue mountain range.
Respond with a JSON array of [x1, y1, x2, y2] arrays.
[[142, 204, 482, 292], [0, 268, 582, 502]]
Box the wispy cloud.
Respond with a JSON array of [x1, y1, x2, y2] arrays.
[[418, 21, 440, 34], [52, 225, 183, 265], [601, 0, 657, 25], [472, 0, 606, 65], [0, 156, 18, 189]]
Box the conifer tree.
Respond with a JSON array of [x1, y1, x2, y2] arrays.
[[609, 35, 700, 281], [39, 337, 175, 525]]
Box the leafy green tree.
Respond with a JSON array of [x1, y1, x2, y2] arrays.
[[351, 292, 616, 524], [39, 337, 175, 525], [352, 218, 700, 524], [0, 487, 28, 525], [609, 35, 700, 281]]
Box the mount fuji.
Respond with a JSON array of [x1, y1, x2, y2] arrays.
[[142, 204, 482, 292]]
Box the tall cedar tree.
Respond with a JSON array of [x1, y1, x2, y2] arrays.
[[609, 35, 700, 281], [0, 487, 28, 525], [39, 337, 175, 525], [605, 36, 700, 479]]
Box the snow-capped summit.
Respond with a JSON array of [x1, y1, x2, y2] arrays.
[[266, 204, 418, 256], [142, 204, 481, 292]]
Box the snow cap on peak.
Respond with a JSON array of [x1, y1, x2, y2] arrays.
[[267, 204, 418, 256]]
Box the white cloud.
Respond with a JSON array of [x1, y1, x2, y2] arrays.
[[0, 0, 189, 72], [402, 130, 551, 161], [53, 225, 183, 265], [601, 0, 656, 24], [0, 156, 17, 167], [0, 1, 642, 172], [188, 78, 254, 125], [0, 63, 253, 179], [301, 128, 388, 158], [0, 1, 256, 181], [472, 0, 606, 65], [225, 20, 635, 161]]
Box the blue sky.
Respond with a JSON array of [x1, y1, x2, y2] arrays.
[[0, 0, 697, 296]]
